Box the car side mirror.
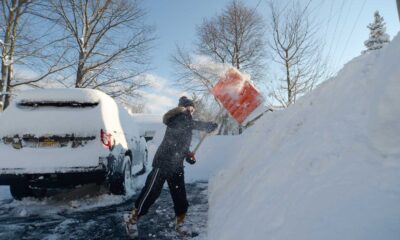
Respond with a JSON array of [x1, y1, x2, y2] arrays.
[[142, 130, 155, 142], [144, 136, 153, 142]]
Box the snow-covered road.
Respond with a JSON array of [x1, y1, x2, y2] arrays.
[[0, 182, 208, 240]]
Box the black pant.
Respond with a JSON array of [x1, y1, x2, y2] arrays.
[[135, 168, 188, 218]]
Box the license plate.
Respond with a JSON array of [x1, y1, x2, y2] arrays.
[[39, 139, 59, 148]]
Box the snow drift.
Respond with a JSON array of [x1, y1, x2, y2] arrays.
[[208, 33, 400, 240]]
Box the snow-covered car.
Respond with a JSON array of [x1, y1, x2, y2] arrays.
[[0, 88, 148, 200]]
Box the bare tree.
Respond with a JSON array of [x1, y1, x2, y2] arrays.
[[268, 1, 326, 107], [197, 0, 266, 80], [172, 0, 266, 134], [47, 0, 155, 97], [0, 0, 73, 110], [173, 0, 265, 90], [0, 0, 24, 109]]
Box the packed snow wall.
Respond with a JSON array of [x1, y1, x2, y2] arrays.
[[208, 33, 400, 240]]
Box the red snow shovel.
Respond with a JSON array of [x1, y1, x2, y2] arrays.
[[211, 67, 263, 124], [192, 67, 263, 154]]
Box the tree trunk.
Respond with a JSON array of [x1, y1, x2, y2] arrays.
[[1, 65, 7, 94], [285, 55, 292, 105], [4, 64, 12, 109], [1, 4, 14, 107], [75, 52, 85, 88], [0, 65, 8, 111], [1, 0, 23, 109]]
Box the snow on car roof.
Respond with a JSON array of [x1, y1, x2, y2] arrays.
[[0, 88, 115, 136], [15, 88, 107, 103]]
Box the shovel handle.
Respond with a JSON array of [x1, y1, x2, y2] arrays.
[[192, 107, 225, 154]]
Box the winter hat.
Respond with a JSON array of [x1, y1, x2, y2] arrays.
[[178, 96, 194, 107]]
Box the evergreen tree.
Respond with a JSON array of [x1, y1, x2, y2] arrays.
[[363, 11, 390, 53]]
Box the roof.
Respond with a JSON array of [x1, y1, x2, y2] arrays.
[[15, 88, 109, 104]]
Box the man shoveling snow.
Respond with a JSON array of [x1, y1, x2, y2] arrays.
[[124, 96, 218, 238]]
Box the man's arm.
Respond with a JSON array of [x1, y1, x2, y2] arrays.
[[192, 120, 218, 133]]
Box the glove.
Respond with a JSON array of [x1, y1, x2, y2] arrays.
[[207, 122, 218, 133], [185, 151, 196, 165]]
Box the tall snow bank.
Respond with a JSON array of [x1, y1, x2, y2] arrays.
[[186, 136, 240, 183], [208, 33, 400, 240]]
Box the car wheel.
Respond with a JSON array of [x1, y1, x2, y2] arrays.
[[10, 182, 33, 200], [32, 187, 47, 199], [109, 155, 132, 195]]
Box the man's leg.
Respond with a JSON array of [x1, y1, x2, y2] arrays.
[[126, 168, 165, 238], [167, 170, 189, 226], [135, 168, 165, 217]]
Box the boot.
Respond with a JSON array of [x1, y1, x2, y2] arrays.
[[176, 213, 186, 229], [124, 208, 139, 239]]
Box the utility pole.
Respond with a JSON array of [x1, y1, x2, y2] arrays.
[[397, 0, 400, 23]]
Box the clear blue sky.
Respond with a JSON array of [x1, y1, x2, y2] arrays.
[[140, 0, 399, 113]]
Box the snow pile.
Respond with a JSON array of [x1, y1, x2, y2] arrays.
[[186, 136, 240, 183], [208, 33, 400, 240]]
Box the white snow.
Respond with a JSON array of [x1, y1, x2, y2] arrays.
[[0, 88, 104, 136], [0, 95, 103, 171], [186, 136, 239, 183], [0, 88, 138, 173], [15, 88, 102, 103], [207, 33, 400, 239], [0, 184, 140, 217]]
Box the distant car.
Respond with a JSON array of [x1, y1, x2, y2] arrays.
[[0, 88, 149, 200]]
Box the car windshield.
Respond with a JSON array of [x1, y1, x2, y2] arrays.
[[17, 101, 99, 109]]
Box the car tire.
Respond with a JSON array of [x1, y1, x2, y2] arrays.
[[10, 182, 33, 200], [109, 155, 132, 195]]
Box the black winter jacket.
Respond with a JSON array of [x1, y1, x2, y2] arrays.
[[152, 107, 215, 173]]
